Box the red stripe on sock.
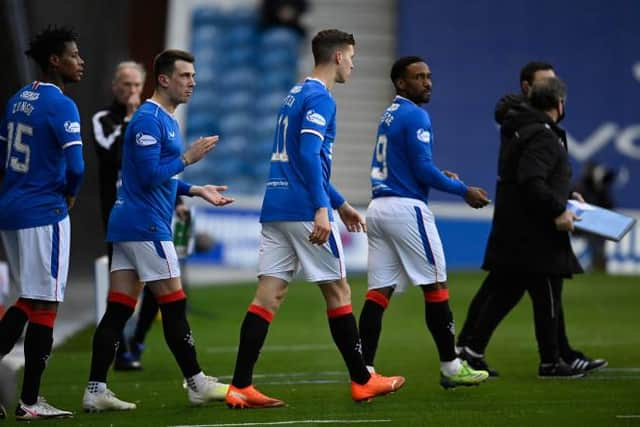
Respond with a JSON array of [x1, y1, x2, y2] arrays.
[[108, 291, 138, 309], [365, 290, 389, 309], [157, 289, 187, 305], [327, 304, 353, 318], [30, 310, 56, 328], [14, 298, 33, 317], [424, 288, 449, 303], [248, 304, 273, 323]]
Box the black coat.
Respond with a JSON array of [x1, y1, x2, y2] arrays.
[[482, 100, 582, 277]]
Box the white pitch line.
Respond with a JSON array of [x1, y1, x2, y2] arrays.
[[205, 344, 334, 353], [170, 420, 392, 427]]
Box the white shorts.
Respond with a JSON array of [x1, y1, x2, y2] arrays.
[[366, 197, 447, 292], [111, 241, 181, 282], [0, 216, 70, 302], [258, 221, 346, 283]]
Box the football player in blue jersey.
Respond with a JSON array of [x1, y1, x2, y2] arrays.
[[83, 49, 233, 412], [0, 26, 85, 420], [357, 56, 492, 389], [226, 29, 405, 409]]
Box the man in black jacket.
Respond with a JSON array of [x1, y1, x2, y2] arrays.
[[92, 61, 158, 371], [458, 77, 602, 377]]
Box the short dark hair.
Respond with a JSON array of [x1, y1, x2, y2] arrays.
[[311, 29, 355, 65], [529, 77, 566, 111], [153, 49, 195, 83], [25, 26, 79, 72], [390, 56, 424, 90], [519, 61, 554, 85]]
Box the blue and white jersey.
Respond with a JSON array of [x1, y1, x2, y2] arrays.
[[107, 100, 191, 242], [0, 82, 83, 229], [260, 77, 344, 222], [370, 96, 467, 204]]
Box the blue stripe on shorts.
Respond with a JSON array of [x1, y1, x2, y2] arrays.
[[414, 206, 435, 265]]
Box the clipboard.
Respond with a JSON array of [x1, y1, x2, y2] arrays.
[[567, 200, 636, 241]]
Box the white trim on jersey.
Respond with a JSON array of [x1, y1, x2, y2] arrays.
[[62, 140, 83, 149], [92, 110, 122, 149], [300, 129, 325, 140]]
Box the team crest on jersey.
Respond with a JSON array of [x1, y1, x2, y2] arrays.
[[136, 132, 157, 146], [417, 128, 431, 143], [64, 121, 80, 133], [306, 110, 326, 126], [20, 91, 40, 101]]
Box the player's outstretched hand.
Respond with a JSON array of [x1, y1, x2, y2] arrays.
[[191, 185, 234, 206], [338, 202, 367, 233], [464, 186, 491, 209], [309, 208, 331, 245], [182, 135, 219, 166]]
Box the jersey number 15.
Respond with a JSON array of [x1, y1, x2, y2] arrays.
[[5, 122, 32, 173]]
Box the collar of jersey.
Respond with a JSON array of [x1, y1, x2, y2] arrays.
[[305, 77, 327, 88], [145, 99, 177, 119], [33, 81, 62, 93], [394, 95, 415, 105]]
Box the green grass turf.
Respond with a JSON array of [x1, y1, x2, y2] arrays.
[[4, 272, 639, 426]]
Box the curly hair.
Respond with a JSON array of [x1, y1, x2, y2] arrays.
[[25, 26, 79, 72]]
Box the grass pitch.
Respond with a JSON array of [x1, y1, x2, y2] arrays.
[[5, 272, 639, 426]]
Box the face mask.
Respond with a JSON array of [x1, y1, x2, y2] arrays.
[[556, 100, 566, 123]]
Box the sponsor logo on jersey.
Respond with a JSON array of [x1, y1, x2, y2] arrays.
[[64, 121, 81, 133], [20, 91, 40, 101], [388, 103, 400, 112], [290, 85, 302, 94], [136, 132, 158, 146], [417, 128, 431, 143], [305, 110, 326, 126]]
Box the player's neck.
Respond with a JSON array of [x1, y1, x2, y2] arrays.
[[39, 72, 65, 91], [310, 67, 335, 90], [150, 91, 177, 114]]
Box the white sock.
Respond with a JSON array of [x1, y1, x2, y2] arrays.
[[87, 381, 107, 394], [366, 365, 376, 374], [186, 371, 206, 392], [441, 358, 463, 376]]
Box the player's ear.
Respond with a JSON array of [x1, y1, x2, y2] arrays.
[[49, 53, 61, 69], [335, 49, 343, 65], [158, 74, 170, 88]]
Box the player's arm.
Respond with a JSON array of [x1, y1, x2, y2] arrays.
[[298, 95, 334, 244], [517, 130, 573, 229], [131, 119, 185, 188], [177, 178, 233, 206], [50, 99, 85, 209]]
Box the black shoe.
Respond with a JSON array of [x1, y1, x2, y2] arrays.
[[566, 354, 608, 373], [113, 352, 142, 371], [538, 360, 585, 379], [460, 347, 499, 377]]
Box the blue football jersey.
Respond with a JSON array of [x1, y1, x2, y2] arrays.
[[370, 96, 467, 204], [0, 82, 83, 229], [107, 100, 189, 242], [260, 78, 340, 222]]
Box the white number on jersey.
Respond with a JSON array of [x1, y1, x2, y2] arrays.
[[5, 122, 32, 173], [370, 134, 388, 180], [271, 114, 289, 162]]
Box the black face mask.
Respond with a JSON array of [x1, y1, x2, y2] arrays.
[[556, 100, 566, 123]]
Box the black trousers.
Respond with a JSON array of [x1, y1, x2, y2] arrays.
[[458, 271, 570, 364]]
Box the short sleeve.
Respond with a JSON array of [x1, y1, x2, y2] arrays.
[[49, 97, 82, 149], [300, 93, 335, 141]]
